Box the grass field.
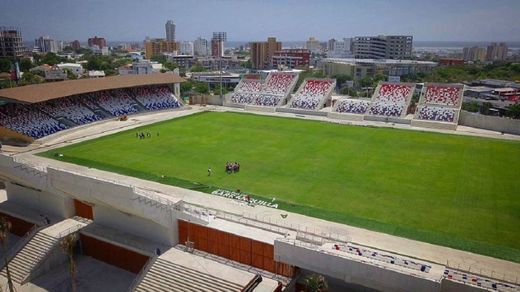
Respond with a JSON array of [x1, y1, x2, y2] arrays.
[[39, 111, 520, 262]]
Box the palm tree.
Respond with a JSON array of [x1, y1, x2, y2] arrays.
[[304, 273, 328, 292], [60, 233, 78, 292], [0, 217, 14, 292]]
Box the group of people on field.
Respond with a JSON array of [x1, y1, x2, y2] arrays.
[[225, 161, 240, 173], [136, 131, 159, 139]]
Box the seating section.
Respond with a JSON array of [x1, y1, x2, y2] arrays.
[[424, 85, 462, 106], [0, 103, 67, 139], [132, 86, 182, 110], [335, 99, 370, 114], [414, 83, 464, 124], [252, 94, 282, 107], [262, 72, 297, 95], [444, 269, 519, 291], [366, 82, 414, 118], [368, 101, 405, 117], [329, 243, 431, 273], [0, 86, 182, 139], [229, 72, 297, 106], [235, 79, 264, 93], [290, 79, 335, 110], [377, 84, 413, 103], [36, 96, 102, 125], [416, 105, 456, 122], [230, 92, 260, 104]]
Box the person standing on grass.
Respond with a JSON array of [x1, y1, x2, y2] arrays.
[[208, 167, 212, 176]]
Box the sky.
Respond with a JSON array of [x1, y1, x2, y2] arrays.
[[1, 0, 519, 43]]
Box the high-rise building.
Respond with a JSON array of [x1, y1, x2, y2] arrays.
[[486, 42, 508, 61], [328, 38, 353, 58], [165, 20, 176, 41], [272, 49, 310, 69], [352, 35, 412, 59], [71, 40, 81, 50], [327, 38, 336, 52], [211, 32, 227, 57], [463, 46, 486, 62], [0, 26, 25, 57], [250, 37, 282, 69], [144, 38, 179, 59], [88, 36, 107, 49], [34, 36, 58, 53], [193, 37, 209, 56], [180, 41, 194, 55], [306, 37, 322, 54]]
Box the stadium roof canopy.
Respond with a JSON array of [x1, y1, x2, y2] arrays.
[[0, 73, 185, 104]]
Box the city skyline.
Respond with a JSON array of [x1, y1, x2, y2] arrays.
[[1, 0, 519, 43]]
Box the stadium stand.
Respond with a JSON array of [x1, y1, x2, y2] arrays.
[[444, 269, 519, 291], [132, 86, 182, 110], [334, 99, 371, 115], [413, 83, 464, 125], [228, 72, 298, 107], [235, 79, 264, 93], [366, 82, 415, 118], [424, 85, 462, 106], [289, 79, 335, 110], [0, 85, 182, 139], [262, 72, 298, 96], [330, 243, 432, 273], [416, 105, 456, 122], [231, 92, 261, 104], [0, 103, 67, 139], [36, 96, 102, 125]]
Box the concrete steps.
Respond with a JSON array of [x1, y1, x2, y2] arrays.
[[135, 258, 243, 292], [0, 232, 58, 284]]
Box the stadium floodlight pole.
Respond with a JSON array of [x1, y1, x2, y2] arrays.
[[219, 56, 223, 103]]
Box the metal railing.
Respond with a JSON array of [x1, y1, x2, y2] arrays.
[[2, 225, 42, 268]]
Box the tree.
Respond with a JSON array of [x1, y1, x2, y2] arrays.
[[0, 216, 15, 292], [19, 72, 43, 85], [194, 82, 209, 94], [19, 58, 34, 72], [462, 102, 479, 113], [304, 274, 328, 292], [359, 76, 374, 88], [0, 59, 12, 72], [331, 74, 352, 87], [60, 233, 79, 292], [240, 60, 252, 69], [213, 84, 228, 95], [189, 64, 207, 72], [180, 81, 194, 95], [41, 52, 63, 66], [505, 103, 520, 119], [64, 69, 77, 80]]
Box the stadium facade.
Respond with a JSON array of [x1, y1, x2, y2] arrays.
[[0, 73, 518, 291]]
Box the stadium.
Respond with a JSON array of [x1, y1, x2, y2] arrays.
[[0, 72, 518, 291]]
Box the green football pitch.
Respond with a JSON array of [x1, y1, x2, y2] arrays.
[[39, 111, 520, 262]]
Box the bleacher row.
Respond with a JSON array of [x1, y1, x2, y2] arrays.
[[335, 82, 464, 123], [0, 86, 182, 139], [444, 269, 519, 291], [289, 79, 335, 110], [330, 243, 432, 273], [230, 72, 298, 107]]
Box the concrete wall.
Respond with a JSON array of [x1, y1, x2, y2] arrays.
[[28, 245, 68, 284], [440, 279, 487, 292], [411, 119, 458, 131], [274, 240, 441, 292], [327, 112, 364, 121], [190, 94, 223, 105], [245, 105, 276, 113], [94, 204, 175, 246], [6, 181, 73, 220], [275, 107, 328, 116], [459, 111, 520, 135]]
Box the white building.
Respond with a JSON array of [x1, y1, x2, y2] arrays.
[[118, 60, 162, 75], [194, 37, 209, 56], [328, 38, 353, 58], [57, 63, 83, 76], [34, 36, 58, 53], [180, 41, 194, 56], [165, 20, 176, 41], [306, 37, 322, 54]]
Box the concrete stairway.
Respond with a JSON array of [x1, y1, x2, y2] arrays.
[[0, 232, 58, 284], [134, 258, 244, 292]]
